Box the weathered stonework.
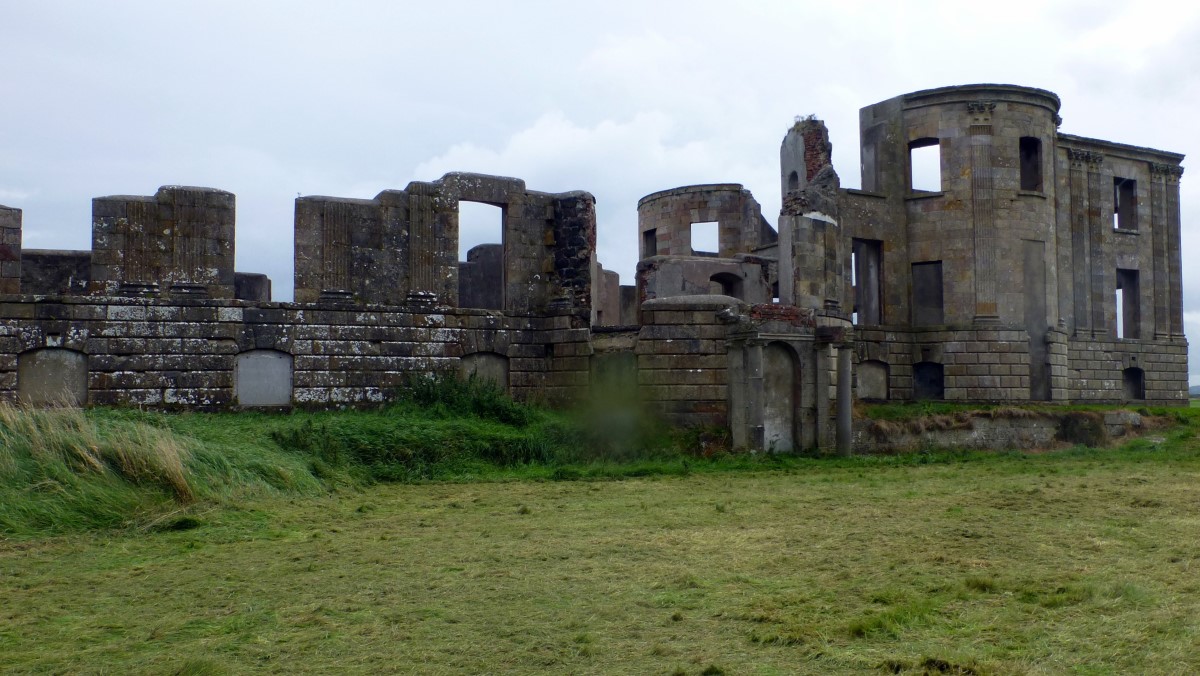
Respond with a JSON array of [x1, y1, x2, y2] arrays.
[[4, 84, 1189, 453]]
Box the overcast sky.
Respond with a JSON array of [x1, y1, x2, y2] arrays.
[[2, 1, 1198, 385]]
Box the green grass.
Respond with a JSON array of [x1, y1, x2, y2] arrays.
[[3, 389, 1200, 673], [4, 423, 1200, 673]]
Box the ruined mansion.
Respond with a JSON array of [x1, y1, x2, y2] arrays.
[[0, 84, 1188, 452]]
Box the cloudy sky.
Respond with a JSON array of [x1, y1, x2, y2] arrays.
[[2, 1, 1198, 384]]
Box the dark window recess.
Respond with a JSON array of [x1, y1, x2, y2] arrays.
[[709, 272, 743, 299], [787, 170, 800, 192], [1019, 137, 1042, 192], [642, 228, 657, 258], [1123, 367, 1145, 400], [1113, 177, 1137, 230], [1116, 268, 1140, 339], [913, 361, 945, 400], [911, 261, 944, 326], [908, 138, 941, 192], [852, 238, 883, 325]]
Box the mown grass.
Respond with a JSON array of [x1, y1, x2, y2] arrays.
[[3, 387, 1200, 673], [3, 415, 1200, 673]]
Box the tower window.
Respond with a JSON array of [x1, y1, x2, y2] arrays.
[[909, 138, 941, 192], [1113, 177, 1137, 230], [1019, 137, 1042, 192]]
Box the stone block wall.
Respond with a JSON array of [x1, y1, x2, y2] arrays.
[[0, 297, 592, 408], [22, 250, 91, 296], [635, 295, 738, 427], [0, 205, 21, 295], [91, 186, 236, 299], [1066, 336, 1188, 405]]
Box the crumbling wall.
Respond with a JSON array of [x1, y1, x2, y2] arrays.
[[0, 205, 21, 295], [21, 250, 91, 296], [294, 173, 595, 314], [90, 186, 235, 299], [637, 184, 774, 259]]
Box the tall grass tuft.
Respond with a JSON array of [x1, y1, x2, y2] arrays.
[[0, 402, 197, 533]]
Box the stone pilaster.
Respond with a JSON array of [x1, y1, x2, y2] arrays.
[[1084, 152, 1107, 337], [968, 101, 998, 324], [1067, 148, 1090, 335]]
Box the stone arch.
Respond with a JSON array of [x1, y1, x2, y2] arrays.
[[17, 348, 88, 406], [709, 272, 744, 300], [460, 351, 509, 390], [913, 361, 944, 400], [857, 359, 889, 401], [1122, 367, 1145, 401], [762, 342, 799, 452], [235, 349, 293, 406]]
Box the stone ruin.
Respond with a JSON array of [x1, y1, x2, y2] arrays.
[[0, 84, 1188, 452]]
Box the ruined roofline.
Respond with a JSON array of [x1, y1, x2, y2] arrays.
[[896, 83, 1061, 113], [1057, 133, 1185, 165], [638, 183, 747, 207]]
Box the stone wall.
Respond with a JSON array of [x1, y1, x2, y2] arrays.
[[635, 295, 737, 427], [91, 186, 236, 299], [0, 205, 22, 295], [636, 184, 775, 259], [0, 296, 591, 408]]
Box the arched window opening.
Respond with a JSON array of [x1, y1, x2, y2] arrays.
[[709, 272, 744, 299]]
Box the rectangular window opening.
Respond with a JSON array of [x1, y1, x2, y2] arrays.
[[1116, 268, 1140, 339], [690, 221, 719, 256], [642, 228, 658, 258], [911, 261, 944, 326], [909, 139, 941, 193], [852, 238, 884, 325], [1113, 177, 1137, 230], [1019, 137, 1043, 192]]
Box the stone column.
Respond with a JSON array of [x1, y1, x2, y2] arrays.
[[968, 102, 999, 324], [836, 345, 852, 456], [406, 185, 442, 306]]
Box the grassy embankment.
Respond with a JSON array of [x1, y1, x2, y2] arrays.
[[3, 385, 1200, 673]]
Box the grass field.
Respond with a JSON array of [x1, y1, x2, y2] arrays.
[[4, 418, 1200, 674]]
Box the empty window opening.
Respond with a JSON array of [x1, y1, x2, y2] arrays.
[[1113, 177, 1137, 230], [458, 201, 505, 310], [911, 261, 944, 326], [913, 361, 945, 401], [1019, 137, 1043, 192], [1123, 367, 1145, 400], [771, 281, 780, 304], [709, 272, 743, 299], [852, 239, 883, 325], [909, 138, 941, 192], [691, 221, 719, 256], [787, 170, 800, 192], [642, 228, 658, 258], [1115, 268, 1140, 339]]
